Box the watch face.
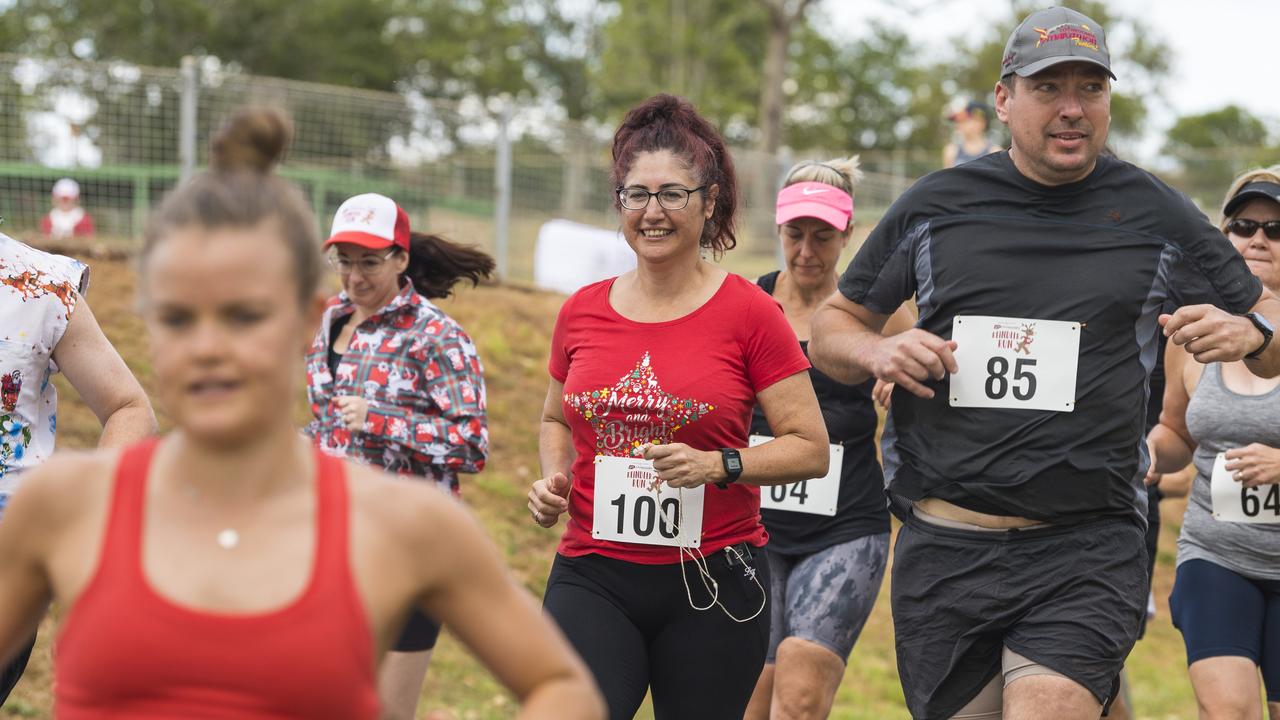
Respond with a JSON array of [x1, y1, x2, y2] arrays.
[[1254, 312, 1275, 334], [727, 456, 743, 473]]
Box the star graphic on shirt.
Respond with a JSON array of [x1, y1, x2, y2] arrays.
[[566, 352, 715, 456]]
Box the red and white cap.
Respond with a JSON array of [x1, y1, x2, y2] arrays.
[[325, 193, 410, 251], [775, 181, 853, 231]]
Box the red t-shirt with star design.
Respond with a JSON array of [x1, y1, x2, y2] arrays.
[[549, 273, 810, 564]]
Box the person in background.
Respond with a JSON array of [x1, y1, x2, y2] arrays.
[[1148, 166, 1280, 720], [942, 100, 1001, 168], [0, 226, 155, 705], [305, 192, 493, 720], [743, 156, 913, 720], [39, 178, 95, 241]]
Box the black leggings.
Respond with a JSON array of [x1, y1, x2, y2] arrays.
[[544, 546, 770, 720], [0, 633, 34, 706]]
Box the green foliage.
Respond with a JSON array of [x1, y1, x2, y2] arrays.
[[1165, 105, 1278, 206], [593, 0, 767, 140]]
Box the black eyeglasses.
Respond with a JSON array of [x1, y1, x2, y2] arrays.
[[617, 185, 705, 211], [1227, 218, 1280, 241]]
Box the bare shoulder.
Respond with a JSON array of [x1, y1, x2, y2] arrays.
[[5, 449, 120, 528], [343, 462, 475, 544]]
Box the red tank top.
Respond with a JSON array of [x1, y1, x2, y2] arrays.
[[55, 439, 381, 719]]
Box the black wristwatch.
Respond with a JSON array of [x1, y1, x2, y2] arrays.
[[1244, 312, 1274, 360], [715, 448, 743, 489]]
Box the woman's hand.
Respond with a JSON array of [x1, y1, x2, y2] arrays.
[[640, 443, 724, 489], [872, 379, 895, 410], [1224, 444, 1280, 487], [333, 395, 369, 431], [527, 472, 571, 527]]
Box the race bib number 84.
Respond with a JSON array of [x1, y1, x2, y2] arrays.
[[1211, 452, 1280, 523], [950, 315, 1080, 412], [592, 455, 705, 547]]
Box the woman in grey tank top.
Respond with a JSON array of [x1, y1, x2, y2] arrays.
[[1146, 165, 1280, 718]]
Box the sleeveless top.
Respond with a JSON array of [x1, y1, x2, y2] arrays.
[[952, 140, 1001, 166], [1178, 362, 1280, 580], [749, 272, 889, 555], [56, 440, 381, 719], [0, 234, 88, 499]]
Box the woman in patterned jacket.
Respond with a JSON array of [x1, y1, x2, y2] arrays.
[[304, 192, 494, 720]]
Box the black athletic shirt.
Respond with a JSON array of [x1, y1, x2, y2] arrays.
[[749, 272, 890, 555], [839, 151, 1262, 524]]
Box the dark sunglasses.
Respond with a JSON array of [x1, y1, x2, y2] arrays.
[[1227, 218, 1280, 240]]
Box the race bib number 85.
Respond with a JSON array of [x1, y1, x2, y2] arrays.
[[949, 315, 1080, 412], [1211, 452, 1280, 523], [592, 455, 704, 547]]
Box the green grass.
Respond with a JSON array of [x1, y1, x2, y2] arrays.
[[5, 253, 1204, 719]]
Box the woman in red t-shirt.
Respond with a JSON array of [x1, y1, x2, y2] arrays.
[[0, 108, 602, 720], [527, 94, 829, 719]]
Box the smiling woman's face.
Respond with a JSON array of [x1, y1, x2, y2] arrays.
[[619, 149, 715, 265]]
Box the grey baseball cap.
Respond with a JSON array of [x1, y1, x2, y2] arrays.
[[1001, 7, 1115, 80]]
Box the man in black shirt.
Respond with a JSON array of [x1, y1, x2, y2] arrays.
[[811, 6, 1280, 720]]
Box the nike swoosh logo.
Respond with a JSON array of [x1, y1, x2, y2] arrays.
[[801, 187, 830, 195]]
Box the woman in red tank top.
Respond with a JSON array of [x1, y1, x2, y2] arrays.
[[0, 108, 602, 720]]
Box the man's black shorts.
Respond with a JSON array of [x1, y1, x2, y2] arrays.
[[892, 510, 1147, 720]]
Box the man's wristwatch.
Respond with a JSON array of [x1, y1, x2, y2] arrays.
[[1244, 312, 1274, 360], [715, 448, 743, 489]]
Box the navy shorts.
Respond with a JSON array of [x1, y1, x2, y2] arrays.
[[892, 511, 1147, 719], [765, 532, 888, 663], [1170, 558, 1280, 702]]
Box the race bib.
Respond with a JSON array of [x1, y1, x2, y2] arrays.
[[749, 435, 841, 516], [1211, 452, 1280, 523], [592, 455, 704, 547], [949, 315, 1080, 412]]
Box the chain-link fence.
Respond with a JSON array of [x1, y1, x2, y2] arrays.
[[0, 53, 1274, 282]]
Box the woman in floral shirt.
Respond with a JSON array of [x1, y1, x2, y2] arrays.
[[304, 192, 493, 720]]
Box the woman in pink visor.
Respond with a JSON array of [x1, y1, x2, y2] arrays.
[[745, 158, 914, 720]]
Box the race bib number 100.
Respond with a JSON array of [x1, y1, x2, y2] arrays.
[[592, 455, 704, 547], [949, 315, 1080, 412], [1211, 452, 1280, 523]]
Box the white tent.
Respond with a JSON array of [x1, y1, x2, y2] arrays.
[[533, 219, 636, 295]]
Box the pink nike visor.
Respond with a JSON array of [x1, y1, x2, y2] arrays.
[[775, 181, 854, 231]]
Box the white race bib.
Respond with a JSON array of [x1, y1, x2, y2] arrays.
[[749, 435, 842, 516], [592, 456, 704, 547], [1211, 452, 1280, 523], [949, 315, 1080, 412]]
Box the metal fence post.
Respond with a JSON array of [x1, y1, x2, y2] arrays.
[[178, 56, 198, 184], [493, 100, 513, 281]]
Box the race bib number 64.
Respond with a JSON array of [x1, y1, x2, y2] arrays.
[[949, 315, 1080, 413], [1211, 452, 1280, 523]]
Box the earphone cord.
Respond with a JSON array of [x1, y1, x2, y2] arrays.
[[658, 485, 766, 623]]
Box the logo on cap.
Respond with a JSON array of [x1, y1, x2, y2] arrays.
[[340, 207, 377, 225], [1033, 23, 1099, 51]]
